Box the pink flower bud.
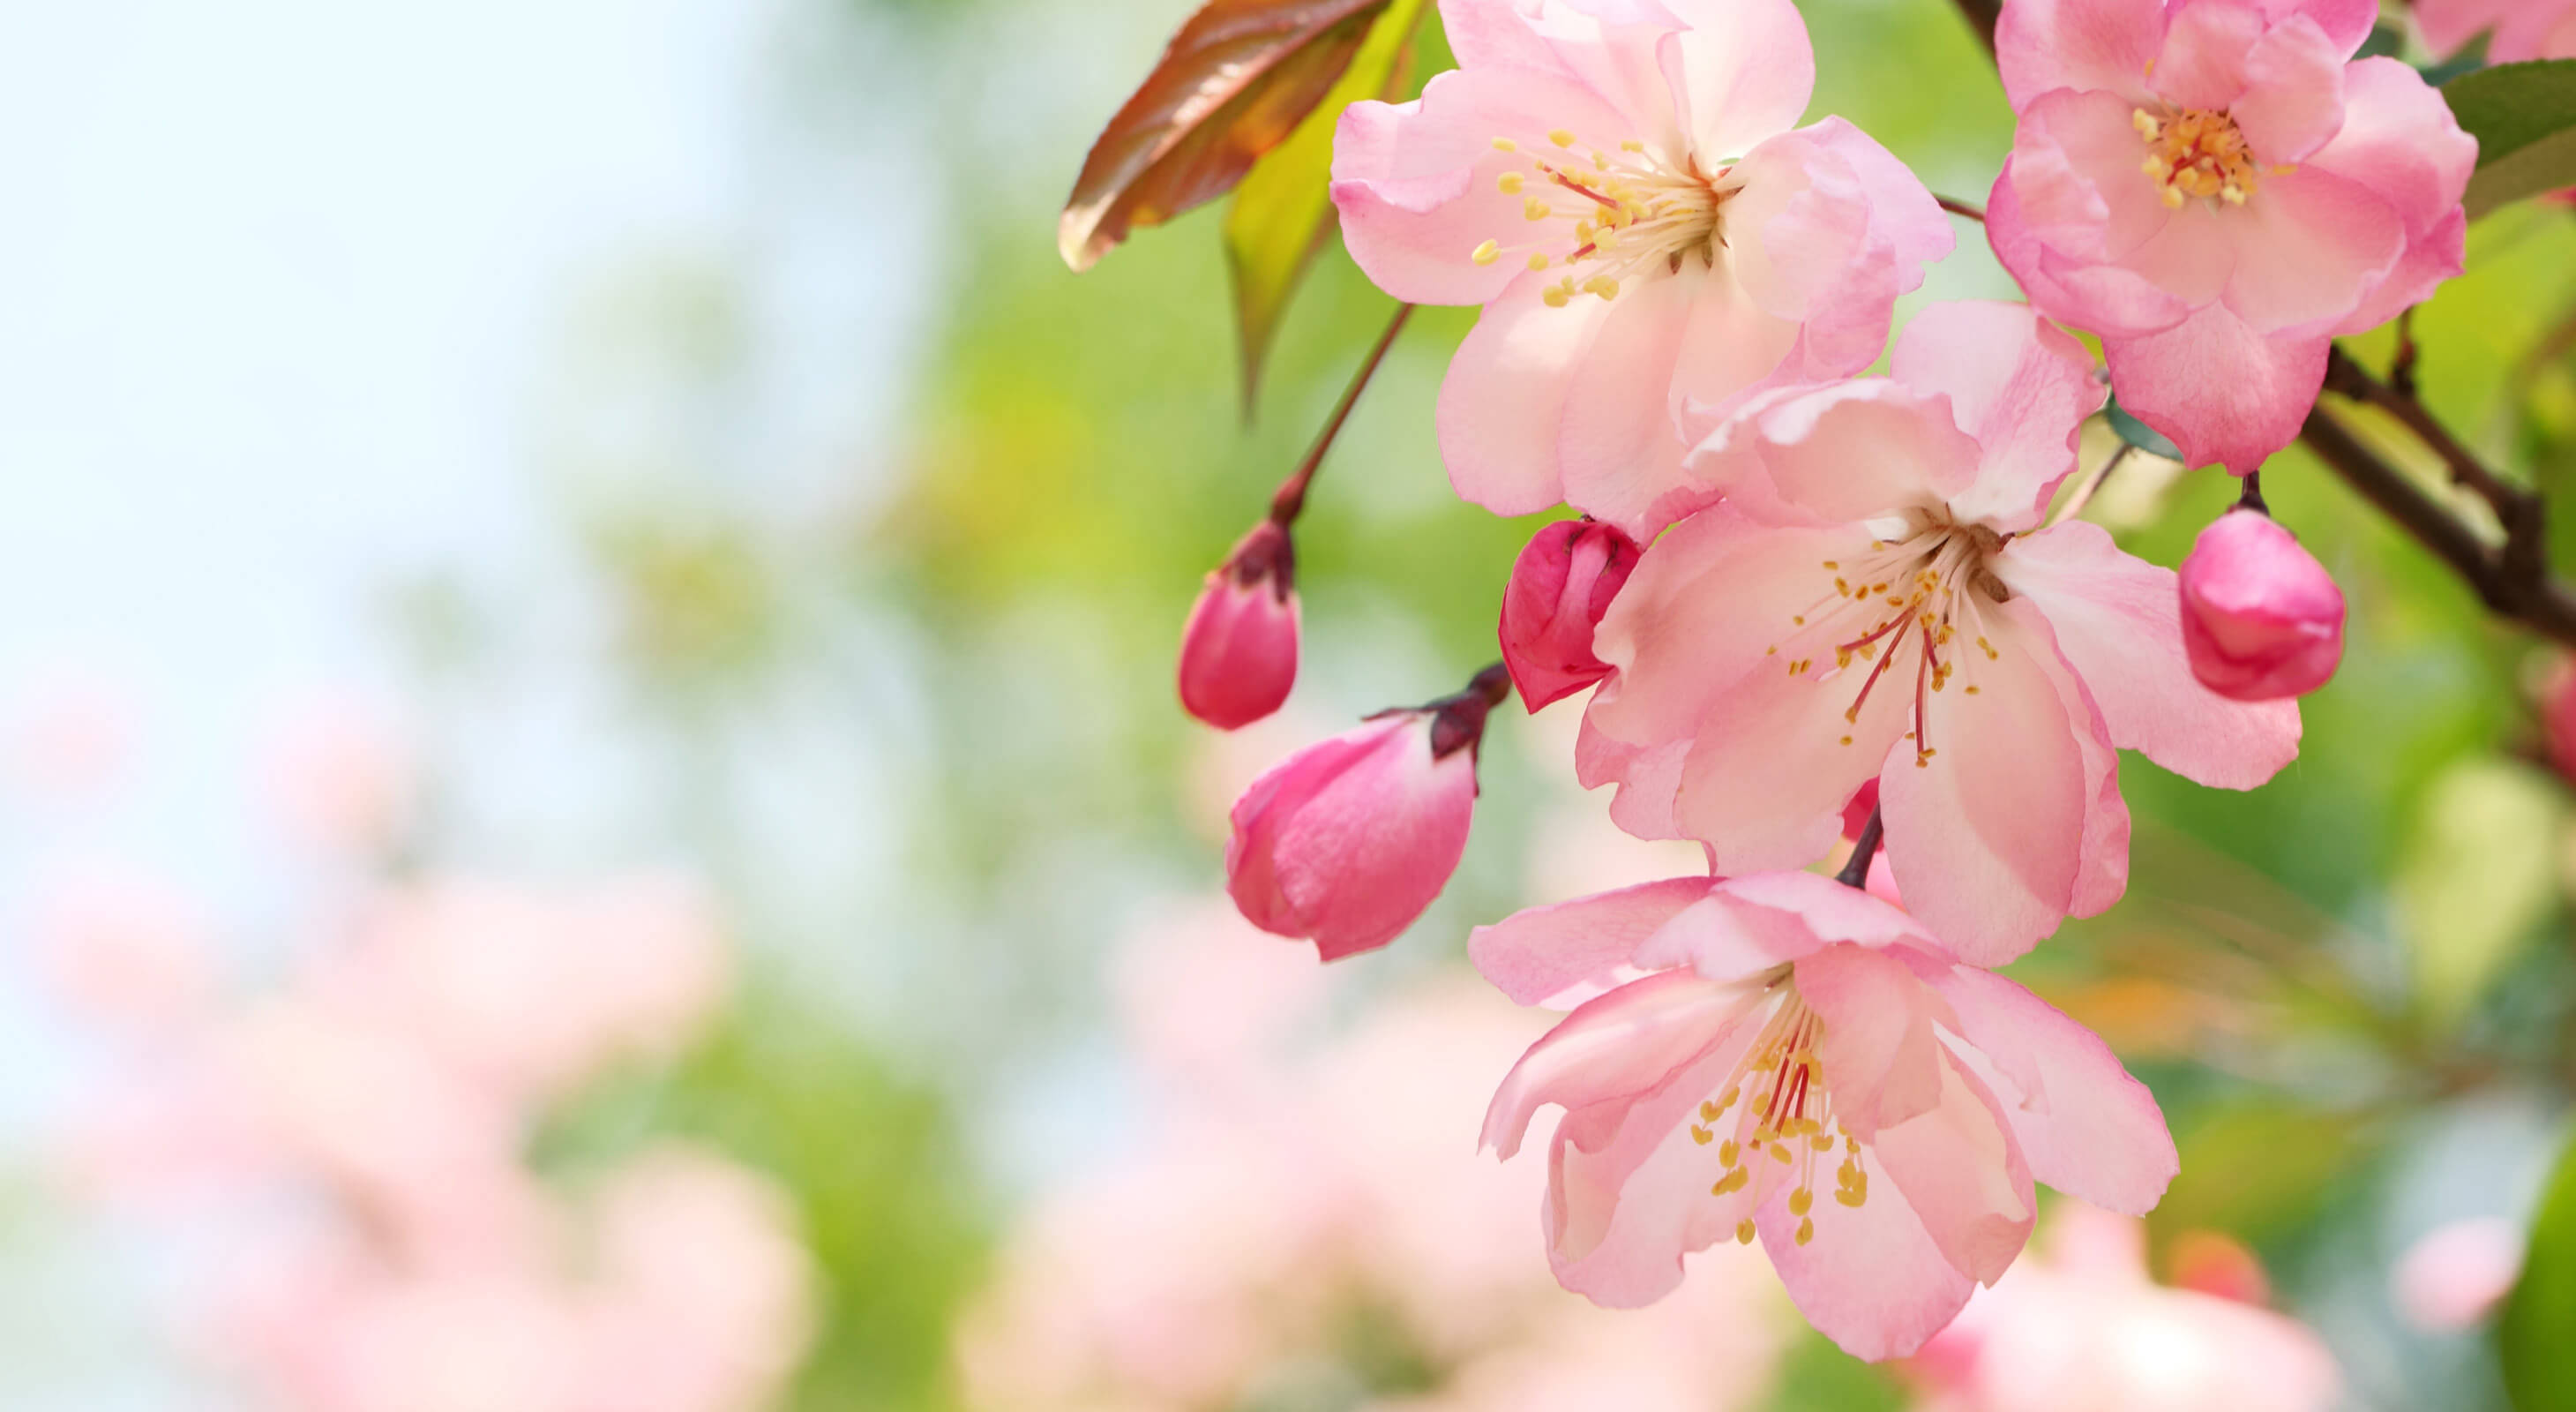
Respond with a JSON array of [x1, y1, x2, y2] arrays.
[[1498, 519, 1639, 710], [1225, 668, 1508, 961], [1179, 522, 1299, 730], [2178, 510, 2346, 702], [2542, 662, 2576, 785]]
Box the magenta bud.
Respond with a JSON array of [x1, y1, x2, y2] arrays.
[[1224, 667, 1508, 962], [1499, 519, 1641, 710], [1178, 521, 1299, 730], [2178, 509, 2346, 701]]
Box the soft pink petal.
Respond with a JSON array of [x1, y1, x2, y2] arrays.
[[1988, 158, 2194, 340], [1482, 968, 1752, 1158], [1726, 119, 1951, 376], [1757, 1140, 1977, 1361], [1794, 942, 1948, 1135], [2011, 599, 2134, 919], [2305, 57, 2475, 328], [1867, 1051, 2037, 1287], [1469, 875, 1715, 1007], [1544, 1012, 1767, 1306], [1505, 0, 1696, 149], [2008, 88, 2188, 267], [1558, 267, 1711, 532], [1331, 68, 1636, 307], [1436, 276, 1618, 516], [2221, 168, 2402, 335], [2102, 304, 2325, 474], [1694, 379, 1984, 526], [1891, 301, 2107, 531], [1713, 870, 1943, 954], [2263, 0, 2376, 51], [1584, 511, 1875, 812], [2229, 15, 2348, 164], [1999, 520, 2303, 786], [2149, 0, 2265, 112], [1655, 0, 1815, 159], [1629, 870, 1947, 983], [1996, 0, 2165, 110], [1672, 620, 1915, 877], [1933, 967, 2180, 1215], [2336, 207, 2465, 336], [1878, 598, 2097, 967]]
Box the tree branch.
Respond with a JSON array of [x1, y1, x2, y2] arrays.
[[1948, 0, 2000, 52]]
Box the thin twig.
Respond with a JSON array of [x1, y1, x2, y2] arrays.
[[2050, 443, 2133, 526], [1936, 194, 1988, 223], [1269, 303, 1415, 524], [1835, 807, 1884, 890]]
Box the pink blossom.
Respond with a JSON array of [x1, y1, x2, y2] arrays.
[[1179, 520, 1299, 730], [2544, 660, 2576, 786], [1988, 0, 2475, 473], [2178, 508, 2346, 700], [1227, 669, 1509, 960], [2416, 0, 2576, 61], [1909, 1201, 2340, 1411], [1581, 303, 2301, 961], [1329, 0, 1951, 533], [2392, 1216, 2524, 1333], [1473, 869, 2178, 1360], [261, 696, 418, 855], [1501, 518, 1641, 710]]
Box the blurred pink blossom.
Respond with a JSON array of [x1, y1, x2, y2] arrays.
[[260, 697, 419, 855], [1908, 1201, 2340, 1412], [29, 862, 217, 1027], [2415, 0, 2576, 61], [2393, 1215, 2524, 1333]]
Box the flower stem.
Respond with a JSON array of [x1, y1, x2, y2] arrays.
[[1935, 195, 1987, 223], [1834, 807, 1884, 890], [1269, 303, 1416, 526]]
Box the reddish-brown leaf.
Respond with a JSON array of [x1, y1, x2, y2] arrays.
[[1059, 0, 1392, 273]]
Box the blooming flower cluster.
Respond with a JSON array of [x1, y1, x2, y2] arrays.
[[1159, 0, 2475, 1366]]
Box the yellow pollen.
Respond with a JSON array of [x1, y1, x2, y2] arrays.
[[1690, 1123, 1713, 1145], [1497, 172, 1525, 194], [1795, 1216, 1815, 1246], [1549, 128, 1576, 147], [1718, 1139, 1740, 1166], [1966, 685, 1981, 695], [1528, 252, 1551, 272], [1839, 734, 1853, 747], [1736, 1219, 1757, 1245], [1621, 139, 1646, 153], [1542, 284, 1571, 309], [1793, 614, 1806, 626], [1493, 138, 1518, 152], [2136, 105, 2264, 209], [1524, 198, 1553, 221], [1472, 240, 1501, 266], [1789, 1188, 1813, 1217]]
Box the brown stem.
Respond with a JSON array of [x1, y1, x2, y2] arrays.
[[1946, 0, 2001, 52], [1835, 807, 1884, 890], [1270, 303, 1415, 525], [1936, 195, 1988, 223]]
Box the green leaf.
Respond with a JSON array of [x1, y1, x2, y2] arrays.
[[2445, 60, 2576, 219], [2107, 393, 2183, 461], [2500, 1127, 2576, 1410], [1222, 0, 1428, 416]]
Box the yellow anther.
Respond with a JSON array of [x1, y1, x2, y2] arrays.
[[1690, 1123, 1713, 1145], [1965, 685, 1981, 695], [1795, 1216, 1815, 1246], [1789, 1187, 1813, 1217], [1528, 252, 1550, 271], [1584, 275, 1620, 301], [1736, 1219, 1757, 1245], [1549, 128, 1576, 147], [1621, 139, 1646, 153], [1494, 137, 1518, 152], [1718, 1139, 1740, 1167], [1498, 172, 1525, 194], [1769, 1143, 1793, 1165], [1836, 1185, 1867, 1207], [1765, 645, 1778, 656], [1793, 614, 1806, 626], [1823, 560, 1839, 570], [1472, 240, 1501, 266], [1543, 284, 1571, 309], [1524, 198, 1553, 221], [1810, 1133, 1835, 1151], [1839, 735, 1853, 747], [1718, 1087, 1740, 1112]]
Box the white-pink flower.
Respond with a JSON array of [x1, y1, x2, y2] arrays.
[[1329, 0, 1951, 534], [1473, 869, 2178, 1361], [2416, 0, 2576, 62], [1580, 302, 2301, 961], [1988, 0, 2475, 473], [1909, 1201, 2340, 1411]]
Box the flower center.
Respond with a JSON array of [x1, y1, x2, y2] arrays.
[[1688, 980, 1866, 1249], [1476, 131, 1730, 308], [2133, 107, 2280, 209], [1767, 516, 2011, 770]]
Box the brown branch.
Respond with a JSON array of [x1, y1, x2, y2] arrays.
[[1936, 195, 1988, 222], [1948, 0, 2000, 52]]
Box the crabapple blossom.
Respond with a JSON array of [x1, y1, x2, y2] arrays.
[[1988, 0, 2475, 473], [1329, 0, 1951, 533], [2392, 1216, 2525, 1333], [1472, 869, 2178, 1361], [2416, 0, 2576, 62], [1581, 302, 2301, 961], [1227, 665, 1511, 960], [2177, 507, 2346, 700], [1179, 519, 1299, 730], [1500, 517, 1641, 710], [1908, 1201, 2340, 1410]]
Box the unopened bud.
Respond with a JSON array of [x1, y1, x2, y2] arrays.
[[2178, 509, 2344, 701], [1499, 519, 1640, 710], [1179, 521, 1299, 730]]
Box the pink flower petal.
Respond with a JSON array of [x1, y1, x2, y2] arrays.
[[1654, 0, 1815, 160], [1996, 0, 2165, 111], [2149, 0, 2265, 112], [1481, 968, 1755, 1160], [1558, 266, 1715, 532], [1878, 599, 2101, 967], [1891, 301, 2107, 530], [1794, 942, 1949, 1136], [1693, 379, 1985, 527], [1988, 161, 2195, 340], [1469, 875, 1716, 1008], [2229, 14, 2348, 164], [2221, 168, 2402, 335], [1933, 967, 2180, 1215], [1436, 277, 1621, 517], [2000, 520, 2304, 786], [1867, 1050, 2037, 1288], [1756, 1139, 1977, 1361], [2008, 89, 2187, 267], [2101, 304, 2326, 475]]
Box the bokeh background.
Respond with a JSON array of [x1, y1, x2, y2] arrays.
[[5, 0, 2576, 1407]]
